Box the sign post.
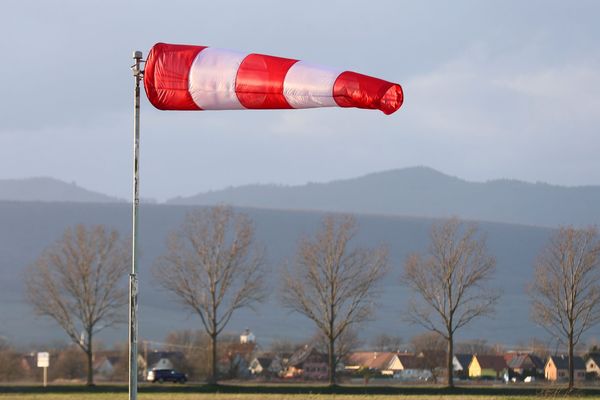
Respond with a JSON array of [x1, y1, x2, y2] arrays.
[[37, 352, 49, 387]]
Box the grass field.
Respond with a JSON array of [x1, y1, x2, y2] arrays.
[[2, 384, 600, 400], [0, 395, 587, 400], [3, 395, 600, 400]]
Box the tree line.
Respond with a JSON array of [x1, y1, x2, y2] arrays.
[[24, 205, 600, 390]]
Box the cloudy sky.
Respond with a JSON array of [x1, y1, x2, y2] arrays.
[[1, 1, 598, 201]]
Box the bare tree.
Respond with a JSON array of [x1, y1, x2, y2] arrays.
[[25, 225, 130, 385], [402, 218, 499, 388], [410, 331, 446, 354], [219, 333, 257, 379], [154, 206, 266, 384], [0, 338, 25, 382], [51, 345, 87, 381], [313, 327, 362, 373], [454, 339, 493, 355], [269, 339, 299, 357], [371, 333, 403, 352], [410, 331, 446, 382], [529, 338, 551, 359], [268, 339, 300, 374], [530, 226, 600, 390], [105, 343, 131, 382], [282, 215, 388, 385]]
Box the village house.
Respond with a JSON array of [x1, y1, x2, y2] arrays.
[[503, 352, 516, 368], [19, 353, 40, 377], [240, 328, 256, 344], [416, 350, 446, 380], [92, 352, 123, 380], [248, 355, 285, 377], [217, 328, 258, 379], [248, 356, 272, 375], [218, 351, 252, 379], [217, 330, 258, 379], [93, 356, 114, 378], [545, 355, 586, 381], [393, 353, 433, 381], [452, 354, 473, 379], [345, 352, 403, 376], [468, 354, 507, 380], [145, 351, 184, 371], [282, 345, 328, 380], [505, 353, 544, 380], [586, 354, 600, 378]]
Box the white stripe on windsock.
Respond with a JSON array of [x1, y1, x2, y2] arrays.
[[188, 48, 248, 110], [283, 61, 342, 109]]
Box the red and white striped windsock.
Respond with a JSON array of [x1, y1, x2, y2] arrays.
[[144, 43, 403, 115]]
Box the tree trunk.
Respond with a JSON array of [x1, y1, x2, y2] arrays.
[[328, 336, 336, 386], [210, 333, 218, 384], [446, 332, 454, 388], [86, 330, 94, 386], [568, 332, 574, 391]]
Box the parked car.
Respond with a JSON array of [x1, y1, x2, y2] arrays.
[[147, 369, 188, 383]]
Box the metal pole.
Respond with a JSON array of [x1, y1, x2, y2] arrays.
[[143, 339, 148, 378], [129, 50, 143, 400]]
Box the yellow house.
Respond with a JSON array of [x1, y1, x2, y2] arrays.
[[545, 355, 586, 381], [468, 354, 507, 379]]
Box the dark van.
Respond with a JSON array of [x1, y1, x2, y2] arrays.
[[146, 369, 188, 383]]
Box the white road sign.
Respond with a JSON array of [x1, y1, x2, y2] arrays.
[[37, 352, 49, 368]]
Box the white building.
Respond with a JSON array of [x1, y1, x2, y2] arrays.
[[240, 328, 255, 344]]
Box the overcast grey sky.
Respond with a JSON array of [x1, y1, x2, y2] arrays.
[[1, 0, 599, 201]]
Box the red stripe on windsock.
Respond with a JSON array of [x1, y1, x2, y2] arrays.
[[144, 43, 206, 110], [235, 54, 298, 109], [333, 71, 403, 115]]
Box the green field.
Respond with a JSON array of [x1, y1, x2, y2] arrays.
[[0, 395, 596, 400], [2, 384, 600, 400]]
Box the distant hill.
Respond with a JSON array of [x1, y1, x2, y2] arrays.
[[0, 200, 571, 348], [4, 168, 600, 227], [167, 167, 600, 227], [0, 177, 123, 203]]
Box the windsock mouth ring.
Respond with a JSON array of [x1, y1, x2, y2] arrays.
[[380, 84, 404, 115]]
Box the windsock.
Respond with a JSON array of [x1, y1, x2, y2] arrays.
[[144, 43, 403, 115]]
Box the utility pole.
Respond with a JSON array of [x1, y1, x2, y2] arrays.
[[129, 50, 143, 400], [143, 339, 148, 378]]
